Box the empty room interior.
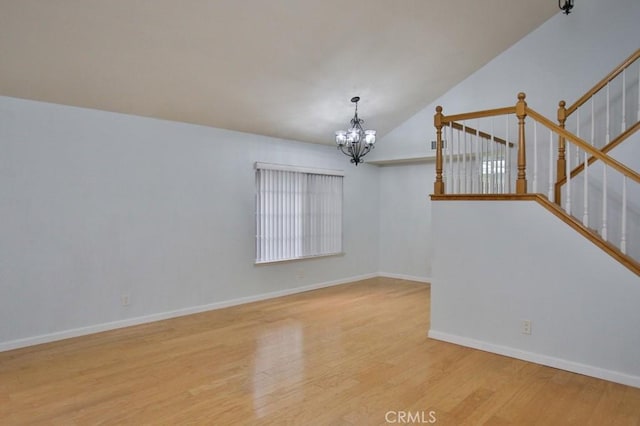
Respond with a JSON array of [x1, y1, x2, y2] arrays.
[[2, 0, 640, 424]]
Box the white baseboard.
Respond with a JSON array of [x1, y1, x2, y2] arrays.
[[0, 273, 378, 353], [428, 329, 640, 389], [378, 272, 431, 284]]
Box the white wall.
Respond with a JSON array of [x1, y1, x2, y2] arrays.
[[430, 200, 640, 388], [378, 162, 434, 282], [0, 96, 380, 349]]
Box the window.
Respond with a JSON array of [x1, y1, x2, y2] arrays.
[[255, 162, 343, 263], [481, 158, 506, 193]]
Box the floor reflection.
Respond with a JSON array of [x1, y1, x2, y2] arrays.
[[252, 321, 304, 417]]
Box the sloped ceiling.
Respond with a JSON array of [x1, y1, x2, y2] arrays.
[[0, 1, 558, 144]]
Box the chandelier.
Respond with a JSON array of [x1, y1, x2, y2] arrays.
[[335, 96, 376, 166], [559, 0, 574, 14]]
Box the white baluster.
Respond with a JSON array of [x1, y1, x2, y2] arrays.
[[461, 127, 466, 193], [606, 83, 611, 144], [468, 125, 473, 192], [447, 123, 453, 191], [442, 124, 448, 188], [449, 124, 454, 193], [449, 124, 453, 188], [502, 139, 506, 192], [566, 143, 572, 215], [505, 116, 510, 193], [621, 176, 627, 254], [575, 109, 580, 166], [455, 126, 461, 194], [482, 133, 486, 192], [637, 63, 640, 122], [459, 123, 463, 193], [506, 136, 510, 194], [602, 166, 608, 241], [470, 125, 474, 192], [533, 121, 538, 193], [442, 124, 447, 189], [583, 150, 589, 227], [490, 117, 496, 193], [462, 121, 467, 193], [484, 136, 489, 194], [475, 119, 480, 193], [548, 129, 554, 200], [479, 135, 483, 193], [621, 68, 626, 132], [498, 135, 502, 192], [480, 138, 490, 194], [591, 95, 595, 147], [467, 124, 472, 192]]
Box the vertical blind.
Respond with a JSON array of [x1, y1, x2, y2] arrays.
[[255, 163, 344, 263]]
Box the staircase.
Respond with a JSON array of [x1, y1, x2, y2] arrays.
[[430, 48, 640, 276]]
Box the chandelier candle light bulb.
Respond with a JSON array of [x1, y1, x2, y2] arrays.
[[335, 96, 376, 165]]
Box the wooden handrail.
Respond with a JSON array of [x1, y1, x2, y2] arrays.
[[565, 48, 640, 116], [527, 109, 640, 184], [441, 106, 515, 123]]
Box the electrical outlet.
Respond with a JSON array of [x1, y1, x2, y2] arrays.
[[521, 319, 532, 335], [296, 269, 305, 281], [121, 294, 130, 307]]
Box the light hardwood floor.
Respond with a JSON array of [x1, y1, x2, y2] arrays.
[[1, 278, 639, 425]]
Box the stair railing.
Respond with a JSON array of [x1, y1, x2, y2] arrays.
[[434, 93, 640, 263], [558, 48, 639, 152], [555, 48, 640, 200]]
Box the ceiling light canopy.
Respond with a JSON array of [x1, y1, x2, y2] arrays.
[[335, 96, 376, 166]]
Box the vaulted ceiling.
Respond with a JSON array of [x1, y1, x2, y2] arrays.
[[0, 1, 558, 144]]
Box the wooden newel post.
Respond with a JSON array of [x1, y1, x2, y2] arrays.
[[434, 106, 445, 195], [515, 92, 528, 194], [555, 100, 567, 204]]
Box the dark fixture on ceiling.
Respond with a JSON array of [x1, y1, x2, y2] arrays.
[[559, 0, 574, 15]]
